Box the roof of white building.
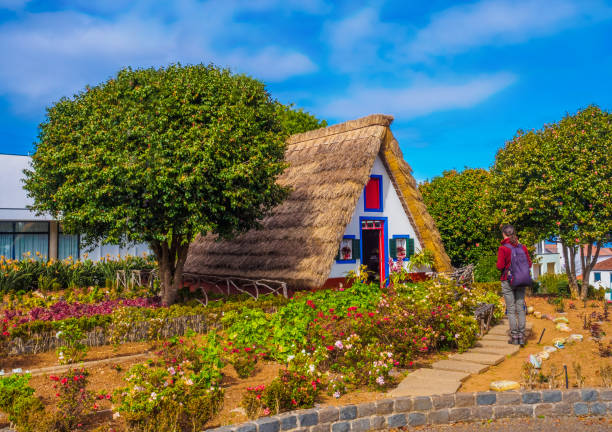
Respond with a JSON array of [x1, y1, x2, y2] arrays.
[[594, 257, 612, 271]]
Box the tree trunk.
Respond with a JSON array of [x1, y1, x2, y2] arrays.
[[561, 241, 580, 299], [151, 238, 190, 306], [580, 243, 601, 300]]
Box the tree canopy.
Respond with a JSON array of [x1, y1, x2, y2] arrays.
[[491, 105, 611, 298], [419, 168, 498, 267], [24, 64, 326, 304]]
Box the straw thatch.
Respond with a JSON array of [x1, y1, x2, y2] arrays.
[[184, 114, 452, 288]]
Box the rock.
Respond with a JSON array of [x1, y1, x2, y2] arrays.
[[552, 337, 566, 345], [553, 341, 565, 349], [536, 351, 550, 360], [542, 346, 557, 353], [555, 323, 572, 332], [490, 380, 520, 392], [568, 334, 583, 343], [534, 311, 542, 319], [527, 306, 534, 314], [529, 354, 542, 369], [553, 317, 569, 324]]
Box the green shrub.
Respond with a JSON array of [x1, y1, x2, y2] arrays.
[[0, 374, 45, 431], [474, 254, 500, 282], [537, 273, 570, 297], [587, 284, 606, 300]]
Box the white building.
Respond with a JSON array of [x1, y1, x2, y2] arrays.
[[590, 257, 612, 302], [0, 154, 149, 261], [533, 240, 612, 279]]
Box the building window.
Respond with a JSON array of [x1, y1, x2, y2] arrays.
[[390, 235, 415, 260], [547, 262, 555, 274], [58, 225, 79, 260], [594, 272, 601, 282], [335, 235, 360, 263], [0, 221, 49, 260], [364, 175, 383, 212]]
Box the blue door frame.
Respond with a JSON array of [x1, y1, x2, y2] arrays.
[[359, 216, 389, 285]]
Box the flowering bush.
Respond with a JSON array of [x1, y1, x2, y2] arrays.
[[115, 331, 224, 431], [48, 368, 96, 431], [222, 341, 264, 379]]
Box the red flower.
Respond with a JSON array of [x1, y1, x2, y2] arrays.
[[291, 399, 297, 406], [326, 345, 334, 351], [368, 312, 375, 317]]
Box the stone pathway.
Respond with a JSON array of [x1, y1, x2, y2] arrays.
[[389, 319, 532, 397]]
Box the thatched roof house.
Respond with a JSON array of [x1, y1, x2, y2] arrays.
[[185, 114, 452, 289]]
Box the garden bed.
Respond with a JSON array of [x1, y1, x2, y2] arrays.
[[460, 296, 612, 391]]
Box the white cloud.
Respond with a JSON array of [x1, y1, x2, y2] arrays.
[[319, 72, 517, 119], [408, 0, 611, 59], [0, 0, 318, 114], [324, 7, 401, 72]]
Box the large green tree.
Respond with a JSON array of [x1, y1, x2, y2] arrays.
[[491, 105, 612, 299], [24, 64, 325, 305], [419, 168, 498, 267]]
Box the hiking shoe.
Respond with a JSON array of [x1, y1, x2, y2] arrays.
[[508, 337, 520, 345]]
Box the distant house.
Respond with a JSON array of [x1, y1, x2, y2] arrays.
[[0, 154, 149, 261], [185, 114, 452, 289], [533, 240, 612, 279], [590, 257, 612, 302]]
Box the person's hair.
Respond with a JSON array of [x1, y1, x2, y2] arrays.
[[501, 224, 519, 246]]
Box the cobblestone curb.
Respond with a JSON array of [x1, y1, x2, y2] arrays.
[[208, 388, 612, 431]]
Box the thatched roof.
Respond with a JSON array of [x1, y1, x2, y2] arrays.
[[184, 114, 452, 288]]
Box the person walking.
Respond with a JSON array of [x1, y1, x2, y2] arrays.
[[496, 224, 532, 346]]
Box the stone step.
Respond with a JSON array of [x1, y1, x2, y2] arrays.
[[487, 325, 509, 335], [481, 334, 508, 342], [475, 339, 511, 348], [448, 352, 505, 366], [431, 359, 489, 374], [407, 367, 471, 382], [388, 376, 461, 397], [470, 345, 519, 356]]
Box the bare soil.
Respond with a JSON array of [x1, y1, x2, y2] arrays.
[[460, 296, 612, 392]]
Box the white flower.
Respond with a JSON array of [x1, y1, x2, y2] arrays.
[[309, 364, 315, 373], [12, 368, 22, 373], [167, 366, 176, 375], [333, 391, 341, 399], [376, 376, 385, 386], [113, 412, 121, 420], [184, 378, 193, 386], [150, 392, 157, 401], [134, 385, 144, 392], [287, 355, 295, 362], [334, 340, 344, 350], [55, 331, 63, 339], [455, 333, 460, 339]]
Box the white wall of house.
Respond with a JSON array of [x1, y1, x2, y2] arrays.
[[328, 156, 422, 279], [589, 270, 612, 301], [0, 154, 150, 261]]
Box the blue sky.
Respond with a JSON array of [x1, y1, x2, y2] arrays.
[[0, 0, 611, 180]]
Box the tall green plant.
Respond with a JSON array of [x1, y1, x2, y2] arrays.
[[491, 105, 612, 299], [24, 64, 324, 305]]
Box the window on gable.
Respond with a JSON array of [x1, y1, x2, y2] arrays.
[[335, 237, 360, 263], [364, 175, 382, 212]]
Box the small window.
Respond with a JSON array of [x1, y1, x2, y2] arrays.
[[594, 272, 601, 282], [390, 235, 414, 260], [335, 236, 360, 263], [364, 175, 383, 212]]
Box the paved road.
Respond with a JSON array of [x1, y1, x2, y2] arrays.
[[399, 417, 612, 431]]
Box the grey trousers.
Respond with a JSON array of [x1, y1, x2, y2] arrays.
[[501, 280, 526, 338]]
